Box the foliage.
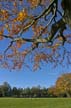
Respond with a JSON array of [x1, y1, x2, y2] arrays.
[[0, 82, 48, 98], [56, 73, 71, 97], [47, 73, 71, 97], [0, 0, 71, 70], [48, 86, 57, 97], [0, 82, 11, 97]]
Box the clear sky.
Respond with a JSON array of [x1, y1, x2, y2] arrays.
[[0, 63, 71, 88]]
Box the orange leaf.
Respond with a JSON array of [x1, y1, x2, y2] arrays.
[[16, 41, 22, 48], [0, 36, 3, 40], [0, 29, 4, 40], [16, 39, 26, 48]]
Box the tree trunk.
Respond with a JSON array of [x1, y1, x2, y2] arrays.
[[66, 91, 71, 97]]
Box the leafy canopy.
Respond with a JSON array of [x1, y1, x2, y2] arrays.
[[0, 0, 71, 70]]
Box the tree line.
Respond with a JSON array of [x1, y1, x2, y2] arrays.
[[0, 82, 48, 98], [0, 73, 71, 98]]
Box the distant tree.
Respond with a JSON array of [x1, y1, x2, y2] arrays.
[[12, 87, 18, 97], [17, 88, 23, 97], [41, 88, 48, 97], [1, 82, 11, 97], [0, 86, 3, 97], [48, 86, 56, 97], [0, 0, 71, 70], [31, 86, 41, 98], [56, 73, 71, 97], [23, 87, 31, 97]]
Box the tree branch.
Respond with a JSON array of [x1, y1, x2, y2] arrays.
[[20, 0, 56, 35]]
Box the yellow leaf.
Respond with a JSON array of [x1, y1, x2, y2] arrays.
[[1, 10, 9, 21], [5, 24, 10, 32], [58, 37, 63, 41], [28, 0, 40, 8], [17, 9, 28, 22]]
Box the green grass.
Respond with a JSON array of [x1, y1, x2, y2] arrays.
[[0, 98, 71, 108]]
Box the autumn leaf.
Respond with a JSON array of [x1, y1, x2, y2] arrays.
[[0, 29, 4, 40], [0, 10, 9, 21], [34, 53, 48, 70], [58, 37, 63, 41], [17, 9, 28, 22], [5, 24, 10, 32], [28, 0, 40, 8], [16, 39, 26, 48]]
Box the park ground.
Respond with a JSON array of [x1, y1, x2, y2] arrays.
[[0, 98, 71, 108]]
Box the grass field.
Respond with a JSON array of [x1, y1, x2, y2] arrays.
[[0, 98, 71, 108]]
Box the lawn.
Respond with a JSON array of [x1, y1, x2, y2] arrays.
[[0, 98, 71, 108]]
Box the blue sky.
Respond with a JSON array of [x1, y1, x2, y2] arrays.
[[0, 63, 71, 88]]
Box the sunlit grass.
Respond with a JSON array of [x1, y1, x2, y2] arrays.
[[0, 98, 71, 108]]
